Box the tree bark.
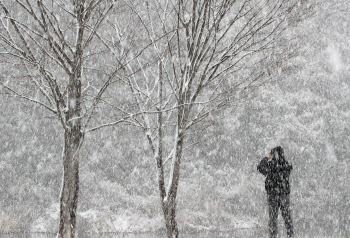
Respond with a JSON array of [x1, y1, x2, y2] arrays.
[[57, 3, 84, 235], [58, 70, 82, 237], [58, 130, 81, 238], [163, 194, 179, 238], [162, 128, 184, 238]]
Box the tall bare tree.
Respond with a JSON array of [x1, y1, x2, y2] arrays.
[[123, 0, 300, 237], [0, 0, 143, 237]]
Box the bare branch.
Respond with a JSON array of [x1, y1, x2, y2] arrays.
[[0, 81, 57, 113]]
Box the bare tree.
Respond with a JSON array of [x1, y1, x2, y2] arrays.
[[123, 0, 300, 237], [0, 0, 142, 237]]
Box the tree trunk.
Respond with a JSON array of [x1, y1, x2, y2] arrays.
[[58, 71, 82, 237], [162, 130, 184, 238], [163, 196, 179, 238], [58, 129, 81, 238]]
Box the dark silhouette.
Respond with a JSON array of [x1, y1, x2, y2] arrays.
[[258, 146, 294, 238]]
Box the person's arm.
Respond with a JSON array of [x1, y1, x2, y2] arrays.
[[285, 161, 293, 172], [257, 157, 270, 176]]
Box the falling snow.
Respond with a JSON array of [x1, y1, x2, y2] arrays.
[[0, 0, 349, 238]]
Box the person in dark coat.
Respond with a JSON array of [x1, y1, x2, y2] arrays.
[[257, 146, 294, 238]]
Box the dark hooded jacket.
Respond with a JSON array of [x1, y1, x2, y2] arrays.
[[257, 153, 293, 195]]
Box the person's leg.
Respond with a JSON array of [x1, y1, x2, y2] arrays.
[[281, 193, 294, 237], [268, 194, 279, 238]]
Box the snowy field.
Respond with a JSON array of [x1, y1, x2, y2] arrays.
[[0, 230, 345, 238]]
